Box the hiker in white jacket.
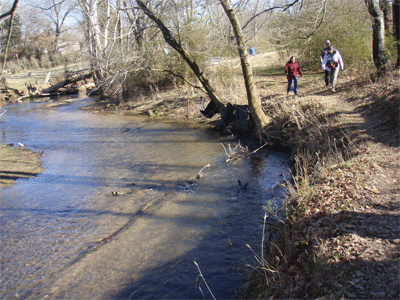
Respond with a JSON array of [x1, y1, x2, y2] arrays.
[[322, 46, 344, 92]]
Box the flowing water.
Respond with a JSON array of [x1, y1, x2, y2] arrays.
[[0, 97, 290, 299]]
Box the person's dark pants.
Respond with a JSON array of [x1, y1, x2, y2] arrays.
[[324, 70, 330, 86], [287, 77, 299, 94]]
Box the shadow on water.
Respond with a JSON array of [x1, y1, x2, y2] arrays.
[[110, 231, 253, 300]]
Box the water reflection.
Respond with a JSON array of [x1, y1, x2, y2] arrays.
[[0, 97, 290, 299]]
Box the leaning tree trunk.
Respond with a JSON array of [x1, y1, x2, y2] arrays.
[[365, 0, 389, 76], [136, 0, 227, 115], [219, 0, 271, 142]]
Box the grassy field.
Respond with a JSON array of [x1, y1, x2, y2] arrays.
[[3, 62, 88, 90]]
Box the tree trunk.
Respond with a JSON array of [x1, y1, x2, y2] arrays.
[[1, 0, 19, 76], [394, 0, 400, 67], [219, 0, 271, 142], [135, 0, 227, 114], [79, 0, 105, 89], [365, 0, 389, 76], [42, 72, 93, 94], [381, 0, 393, 32]]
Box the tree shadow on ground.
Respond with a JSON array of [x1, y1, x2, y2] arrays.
[[108, 233, 252, 299], [308, 208, 400, 299], [339, 80, 399, 148], [252, 207, 400, 299]]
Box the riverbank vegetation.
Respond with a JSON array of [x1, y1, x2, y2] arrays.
[[1, 0, 399, 298]]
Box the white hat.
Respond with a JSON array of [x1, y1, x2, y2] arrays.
[[326, 40, 331, 44]]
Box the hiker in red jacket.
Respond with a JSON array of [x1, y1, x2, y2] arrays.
[[285, 56, 303, 95]]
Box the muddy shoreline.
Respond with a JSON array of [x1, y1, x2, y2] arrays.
[[0, 143, 45, 189]]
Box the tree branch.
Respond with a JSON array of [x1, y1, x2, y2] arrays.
[[0, 0, 19, 22], [242, 0, 302, 31], [144, 67, 207, 94], [135, 0, 227, 113]]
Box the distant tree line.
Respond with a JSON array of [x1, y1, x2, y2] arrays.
[[1, 0, 398, 79]]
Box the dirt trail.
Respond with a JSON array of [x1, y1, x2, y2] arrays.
[[263, 71, 399, 298], [318, 82, 399, 299], [320, 96, 399, 298]]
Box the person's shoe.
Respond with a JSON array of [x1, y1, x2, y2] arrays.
[[331, 88, 336, 93]]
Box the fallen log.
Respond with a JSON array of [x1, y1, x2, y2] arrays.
[[42, 72, 93, 94], [16, 71, 94, 102]]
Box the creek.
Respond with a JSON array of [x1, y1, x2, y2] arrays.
[[0, 96, 290, 299]]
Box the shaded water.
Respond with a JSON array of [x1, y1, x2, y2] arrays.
[[0, 97, 290, 299]]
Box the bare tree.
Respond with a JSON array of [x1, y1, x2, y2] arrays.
[[79, 0, 105, 85], [380, 0, 392, 32], [219, 0, 271, 141], [135, 0, 227, 114], [0, 0, 18, 22], [31, 0, 78, 53]]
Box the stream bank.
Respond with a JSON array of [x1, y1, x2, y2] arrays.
[[0, 143, 44, 189]]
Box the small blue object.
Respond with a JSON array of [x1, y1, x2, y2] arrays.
[[249, 47, 256, 56]]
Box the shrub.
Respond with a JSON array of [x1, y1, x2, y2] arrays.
[[29, 56, 40, 69]]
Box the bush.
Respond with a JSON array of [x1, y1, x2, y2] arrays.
[[29, 56, 40, 69], [40, 53, 52, 69], [122, 68, 177, 99], [6, 61, 22, 74]]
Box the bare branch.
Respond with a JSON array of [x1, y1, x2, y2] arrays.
[[242, 0, 302, 31], [296, 0, 327, 42], [145, 67, 207, 93], [0, 0, 19, 22]]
